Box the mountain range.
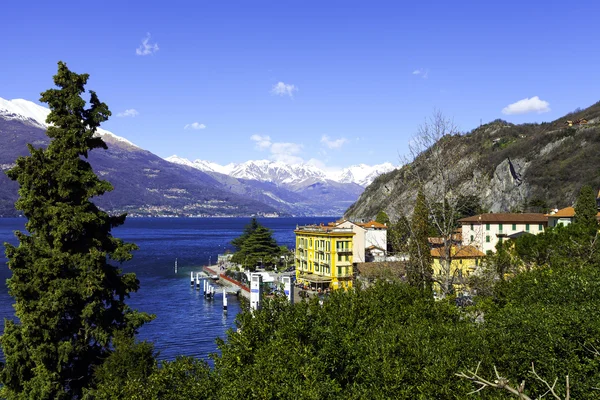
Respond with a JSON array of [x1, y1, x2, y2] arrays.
[[165, 156, 395, 188], [345, 101, 600, 222], [0, 97, 395, 217]]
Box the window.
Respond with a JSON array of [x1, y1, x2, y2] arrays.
[[539, 224, 543, 231], [499, 223, 503, 232], [470, 224, 474, 230], [486, 235, 490, 243], [512, 224, 516, 230], [337, 266, 342, 275], [470, 235, 474, 242], [475, 259, 479, 266], [526, 224, 530, 231], [486, 223, 490, 231]]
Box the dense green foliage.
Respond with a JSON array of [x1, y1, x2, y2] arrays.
[[93, 257, 600, 398], [214, 284, 483, 399], [575, 184, 598, 227], [230, 219, 281, 270], [0, 62, 152, 399], [230, 218, 259, 252], [374, 210, 390, 225]]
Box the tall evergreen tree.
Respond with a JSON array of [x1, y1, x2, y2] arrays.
[[0, 62, 153, 399], [230, 217, 260, 252], [574, 184, 598, 227], [407, 189, 432, 290], [375, 210, 390, 226], [231, 225, 280, 270]]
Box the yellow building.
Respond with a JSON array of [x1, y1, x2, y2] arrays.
[[295, 224, 355, 291], [431, 245, 485, 293]]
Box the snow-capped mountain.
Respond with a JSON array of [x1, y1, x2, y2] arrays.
[[0, 97, 138, 148], [165, 155, 234, 175], [332, 163, 396, 187], [166, 156, 396, 187]]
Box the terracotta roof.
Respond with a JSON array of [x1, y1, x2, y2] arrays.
[[545, 206, 600, 218], [546, 207, 575, 218], [428, 233, 462, 245], [458, 213, 548, 223], [431, 245, 485, 259], [357, 220, 388, 229]]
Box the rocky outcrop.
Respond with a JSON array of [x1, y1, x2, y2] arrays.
[[345, 101, 600, 221]]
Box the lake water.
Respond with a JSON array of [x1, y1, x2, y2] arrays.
[[0, 216, 332, 361]]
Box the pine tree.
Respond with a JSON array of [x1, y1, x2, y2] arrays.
[[574, 185, 598, 227], [231, 225, 280, 270], [0, 62, 153, 399], [375, 210, 390, 226], [230, 217, 260, 251], [407, 189, 432, 290]]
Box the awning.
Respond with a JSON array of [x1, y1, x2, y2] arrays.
[[300, 274, 332, 283]]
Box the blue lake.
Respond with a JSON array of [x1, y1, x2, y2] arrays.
[[0, 216, 333, 361]]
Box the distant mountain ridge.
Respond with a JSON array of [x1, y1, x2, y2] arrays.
[[165, 156, 395, 187], [0, 97, 395, 217]]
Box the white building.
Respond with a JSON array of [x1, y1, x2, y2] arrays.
[[335, 220, 366, 263], [546, 206, 600, 227], [458, 213, 548, 254], [357, 220, 388, 251]]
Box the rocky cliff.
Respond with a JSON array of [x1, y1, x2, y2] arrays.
[[345, 102, 600, 222]]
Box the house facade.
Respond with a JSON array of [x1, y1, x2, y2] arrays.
[[357, 220, 388, 251], [294, 224, 355, 291], [431, 245, 485, 293], [546, 206, 600, 227], [458, 213, 548, 253], [335, 220, 366, 263]]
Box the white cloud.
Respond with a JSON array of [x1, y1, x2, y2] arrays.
[[502, 96, 550, 115], [270, 142, 304, 164], [250, 135, 303, 163], [250, 134, 272, 150], [136, 33, 159, 56], [184, 122, 206, 130], [117, 109, 139, 117], [412, 68, 429, 79], [271, 82, 297, 97], [320, 135, 348, 149]]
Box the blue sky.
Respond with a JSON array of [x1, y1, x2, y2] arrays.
[[2, 0, 599, 171]]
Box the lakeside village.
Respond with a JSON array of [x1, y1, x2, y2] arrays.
[[207, 201, 591, 305]]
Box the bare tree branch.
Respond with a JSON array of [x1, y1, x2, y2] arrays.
[[457, 363, 571, 399]]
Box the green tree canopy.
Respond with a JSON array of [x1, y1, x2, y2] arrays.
[[0, 62, 153, 399], [231, 224, 280, 270], [230, 217, 259, 252], [375, 210, 390, 225], [575, 184, 598, 227]]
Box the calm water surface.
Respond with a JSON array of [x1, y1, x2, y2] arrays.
[[0, 216, 332, 361]]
